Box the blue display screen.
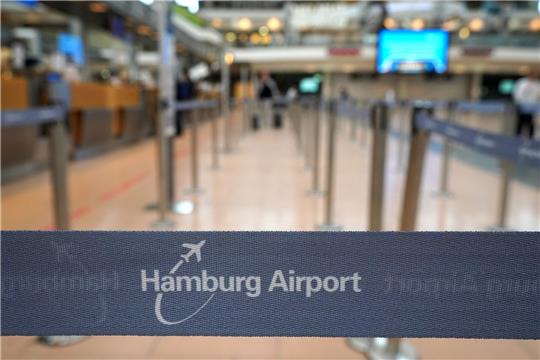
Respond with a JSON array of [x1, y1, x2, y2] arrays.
[[299, 77, 320, 93], [57, 33, 84, 66], [377, 30, 449, 74]]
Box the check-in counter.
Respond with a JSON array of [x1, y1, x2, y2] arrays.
[[1, 77, 39, 181], [69, 83, 149, 158], [69, 82, 115, 158], [107, 85, 148, 143], [143, 88, 158, 135]]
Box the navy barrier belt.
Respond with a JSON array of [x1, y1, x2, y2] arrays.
[[417, 113, 540, 167], [175, 99, 219, 112], [1, 106, 64, 128], [2, 231, 538, 339], [454, 101, 507, 113]]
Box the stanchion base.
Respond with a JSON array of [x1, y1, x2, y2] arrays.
[[185, 188, 205, 196], [431, 190, 454, 198], [151, 218, 176, 229], [39, 336, 86, 347], [347, 337, 418, 360], [316, 223, 343, 231], [144, 201, 194, 215], [171, 201, 194, 215], [306, 189, 325, 197], [486, 225, 512, 232]]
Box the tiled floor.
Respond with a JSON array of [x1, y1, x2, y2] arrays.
[[2, 107, 539, 359]]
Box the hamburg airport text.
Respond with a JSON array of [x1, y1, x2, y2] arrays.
[[141, 269, 362, 298]]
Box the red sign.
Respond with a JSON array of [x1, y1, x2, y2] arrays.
[[328, 47, 360, 56]]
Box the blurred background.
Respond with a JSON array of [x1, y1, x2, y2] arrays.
[[1, 0, 539, 359]]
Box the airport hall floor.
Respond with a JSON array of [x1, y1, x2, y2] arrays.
[[2, 107, 539, 359]]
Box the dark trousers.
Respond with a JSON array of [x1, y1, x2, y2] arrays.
[[515, 110, 535, 139]]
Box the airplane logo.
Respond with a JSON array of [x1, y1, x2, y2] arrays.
[[181, 240, 206, 263]]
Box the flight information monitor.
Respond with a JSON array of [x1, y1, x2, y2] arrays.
[[57, 33, 84, 66], [377, 29, 449, 74]]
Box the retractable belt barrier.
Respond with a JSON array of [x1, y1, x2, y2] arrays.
[[1, 231, 538, 338], [175, 99, 219, 112], [1, 106, 65, 127], [1, 107, 70, 230], [416, 113, 540, 167]]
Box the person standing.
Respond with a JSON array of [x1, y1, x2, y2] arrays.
[[513, 71, 540, 138], [255, 70, 279, 129]]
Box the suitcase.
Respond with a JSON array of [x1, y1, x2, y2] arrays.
[[273, 113, 282, 128], [251, 115, 260, 130]]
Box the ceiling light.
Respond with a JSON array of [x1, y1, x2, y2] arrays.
[[259, 26, 269, 36], [137, 25, 152, 36], [237, 17, 253, 31], [224, 52, 234, 66], [211, 18, 223, 28], [238, 33, 248, 42], [468, 17, 484, 32], [225, 32, 237, 42], [267, 17, 282, 31], [442, 19, 458, 31], [410, 18, 425, 30], [529, 17, 540, 31], [89, 2, 107, 13], [384, 18, 397, 29], [458, 27, 470, 39], [249, 33, 261, 44], [518, 66, 530, 75], [260, 34, 272, 45]]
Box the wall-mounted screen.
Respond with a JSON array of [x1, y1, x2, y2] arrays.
[[299, 77, 320, 94], [377, 29, 449, 74], [57, 33, 84, 66]]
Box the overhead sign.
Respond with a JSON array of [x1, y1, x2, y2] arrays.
[[2, 231, 538, 338]]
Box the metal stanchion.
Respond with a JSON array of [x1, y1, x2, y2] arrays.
[[185, 109, 203, 194], [221, 51, 231, 153], [492, 160, 512, 230], [316, 100, 342, 230], [48, 118, 70, 230], [368, 103, 388, 231], [303, 102, 313, 170], [241, 67, 249, 136], [308, 100, 323, 196], [396, 103, 408, 171], [348, 105, 427, 360], [489, 103, 515, 230], [400, 106, 432, 231], [359, 101, 368, 148], [432, 101, 455, 197], [211, 105, 220, 170], [151, 0, 176, 228], [350, 100, 357, 141], [291, 103, 301, 152]]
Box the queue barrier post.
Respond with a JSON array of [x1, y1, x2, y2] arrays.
[[151, 0, 177, 228], [211, 104, 220, 170], [350, 100, 357, 141], [316, 100, 342, 230], [490, 102, 516, 230], [304, 101, 314, 171], [348, 102, 421, 360], [308, 99, 323, 196], [151, 100, 179, 226], [186, 109, 202, 194], [399, 106, 432, 231], [433, 101, 455, 197], [48, 116, 70, 230], [368, 102, 388, 231]]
